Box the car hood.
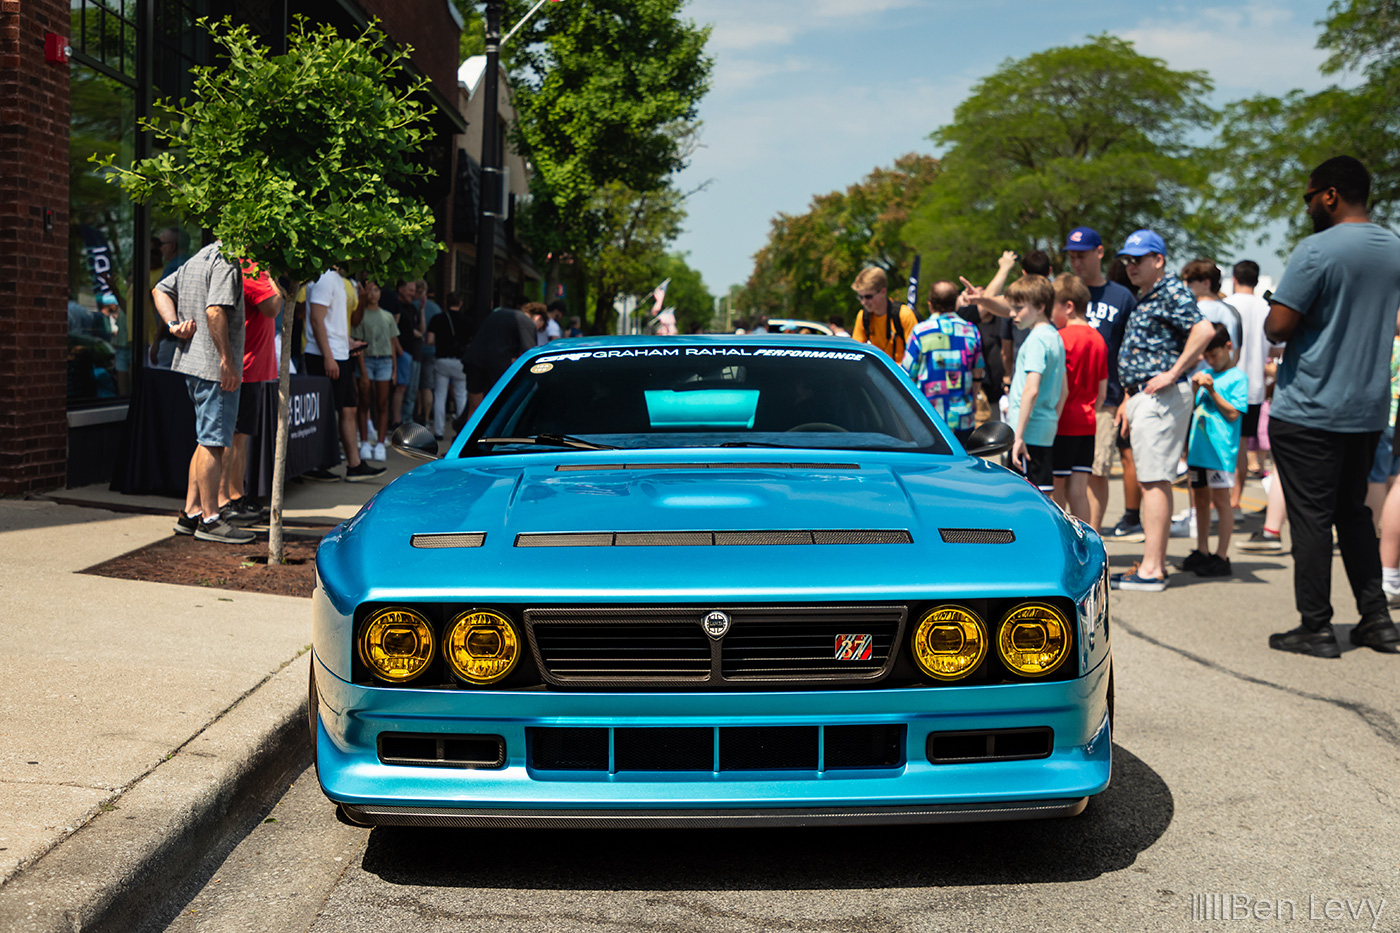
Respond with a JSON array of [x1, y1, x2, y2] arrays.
[[316, 453, 1104, 610]]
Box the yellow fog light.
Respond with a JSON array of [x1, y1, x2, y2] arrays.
[[444, 609, 520, 684], [998, 602, 1070, 676], [358, 608, 434, 683], [912, 605, 987, 682]]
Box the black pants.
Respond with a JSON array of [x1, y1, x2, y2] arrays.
[[1269, 418, 1388, 631]]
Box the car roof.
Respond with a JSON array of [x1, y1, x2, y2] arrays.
[[530, 333, 861, 353]]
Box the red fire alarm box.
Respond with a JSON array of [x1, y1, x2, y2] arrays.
[[45, 34, 70, 64]]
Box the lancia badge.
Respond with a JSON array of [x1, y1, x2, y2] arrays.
[[702, 610, 731, 639]]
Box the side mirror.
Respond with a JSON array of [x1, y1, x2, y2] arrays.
[[964, 421, 1015, 458], [390, 422, 440, 461]]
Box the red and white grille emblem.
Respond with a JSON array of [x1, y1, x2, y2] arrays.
[[834, 634, 873, 661]]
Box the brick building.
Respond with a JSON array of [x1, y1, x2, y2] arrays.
[[0, 0, 469, 494]]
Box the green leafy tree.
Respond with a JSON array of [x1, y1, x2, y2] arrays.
[[645, 252, 713, 334], [96, 18, 441, 562], [905, 35, 1220, 282], [1217, 0, 1400, 249], [575, 181, 687, 332], [739, 154, 940, 328]]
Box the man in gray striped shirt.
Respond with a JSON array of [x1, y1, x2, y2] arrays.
[[151, 240, 255, 544]]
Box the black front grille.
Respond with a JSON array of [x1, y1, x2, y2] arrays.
[[721, 609, 900, 680], [529, 724, 905, 772], [926, 727, 1054, 764], [525, 605, 906, 687], [530, 616, 712, 682]]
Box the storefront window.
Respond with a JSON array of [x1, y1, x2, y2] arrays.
[[69, 58, 136, 402]]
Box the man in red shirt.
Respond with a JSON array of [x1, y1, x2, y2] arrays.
[[1051, 273, 1108, 521], [219, 263, 282, 522]]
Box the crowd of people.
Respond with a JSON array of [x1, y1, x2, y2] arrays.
[[853, 155, 1400, 658], [153, 255, 546, 544]]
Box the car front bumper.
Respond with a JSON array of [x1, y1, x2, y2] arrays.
[[312, 652, 1112, 827]]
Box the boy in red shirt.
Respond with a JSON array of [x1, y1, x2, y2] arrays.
[[1051, 273, 1108, 521]]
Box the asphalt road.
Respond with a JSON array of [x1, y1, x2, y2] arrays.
[[161, 509, 1400, 933]]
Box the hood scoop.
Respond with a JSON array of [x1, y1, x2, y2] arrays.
[[411, 532, 487, 549], [516, 529, 913, 548], [939, 528, 1015, 544], [555, 462, 861, 472]]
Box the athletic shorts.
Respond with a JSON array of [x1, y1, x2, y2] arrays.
[[1092, 407, 1118, 476], [1012, 444, 1054, 493], [1241, 403, 1262, 439], [1053, 434, 1095, 477], [304, 354, 357, 410], [1189, 467, 1234, 490], [1123, 383, 1192, 484], [234, 379, 267, 437], [185, 374, 237, 449]]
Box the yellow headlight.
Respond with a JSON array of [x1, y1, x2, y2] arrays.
[[358, 608, 434, 683], [998, 602, 1070, 676], [912, 605, 987, 682], [444, 609, 521, 684]]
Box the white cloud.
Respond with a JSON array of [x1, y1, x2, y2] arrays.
[[1122, 3, 1335, 95], [689, 0, 919, 52]]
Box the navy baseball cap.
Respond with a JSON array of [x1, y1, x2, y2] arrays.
[[1118, 229, 1167, 257], [1064, 227, 1102, 251]]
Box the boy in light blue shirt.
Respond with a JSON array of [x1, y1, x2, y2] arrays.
[[1183, 323, 1249, 578], [1005, 275, 1065, 494]]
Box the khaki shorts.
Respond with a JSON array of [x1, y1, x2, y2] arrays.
[[1092, 406, 1118, 477], [1123, 382, 1192, 484]]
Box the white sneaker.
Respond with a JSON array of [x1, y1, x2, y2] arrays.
[[373, 442, 386, 461], [359, 441, 373, 462], [1169, 513, 1195, 538]]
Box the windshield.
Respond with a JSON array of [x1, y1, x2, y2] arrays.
[[464, 345, 951, 455]]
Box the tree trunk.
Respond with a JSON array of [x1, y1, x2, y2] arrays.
[[268, 281, 299, 565]]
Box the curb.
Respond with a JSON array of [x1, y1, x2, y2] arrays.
[[0, 655, 313, 933]]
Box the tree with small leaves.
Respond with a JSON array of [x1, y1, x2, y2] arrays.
[[96, 17, 441, 563]]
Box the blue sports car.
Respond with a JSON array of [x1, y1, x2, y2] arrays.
[[310, 335, 1112, 827]]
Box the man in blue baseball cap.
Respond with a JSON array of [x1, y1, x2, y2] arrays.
[[1110, 229, 1216, 592], [1064, 226, 1139, 537]]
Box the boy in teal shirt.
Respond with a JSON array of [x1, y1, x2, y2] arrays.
[[1183, 323, 1249, 577], [1005, 275, 1065, 494]]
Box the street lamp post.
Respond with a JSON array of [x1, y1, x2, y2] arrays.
[[472, 0, 504, 330], [472, 0, 561, 329]]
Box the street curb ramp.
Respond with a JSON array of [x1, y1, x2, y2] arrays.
[[0, 656, 312, 933]]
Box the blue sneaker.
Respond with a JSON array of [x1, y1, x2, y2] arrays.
[[1110, 567, 1167, 592]]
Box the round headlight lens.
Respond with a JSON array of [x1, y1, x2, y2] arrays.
[[358, 608, 434, 683], [444, 609, 521, 684], [998, 602, 1071, 676], [912, 605, 987, 681]]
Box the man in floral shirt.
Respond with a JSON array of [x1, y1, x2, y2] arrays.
[[1111, 230, 1217, 592], [904, 280, 984, 442]]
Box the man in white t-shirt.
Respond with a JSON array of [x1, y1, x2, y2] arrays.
[[303, 268, 383, 482], [1225, 259, 1273, 502]]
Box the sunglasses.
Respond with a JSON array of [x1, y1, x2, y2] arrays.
[[1121, 254, 1154, 267], [1301, 186, 1332, 205], [856, 292, 881, 300]]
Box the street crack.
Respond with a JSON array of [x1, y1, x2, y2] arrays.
[[1115, 618, 1400, 749]]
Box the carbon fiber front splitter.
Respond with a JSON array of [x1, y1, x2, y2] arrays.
[[339, 797, 1088, 829]]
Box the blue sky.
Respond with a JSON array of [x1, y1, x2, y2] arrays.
[[672, 0, 1341, 296]]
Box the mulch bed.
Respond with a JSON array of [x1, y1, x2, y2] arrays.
[[80, 531, 322, 598]]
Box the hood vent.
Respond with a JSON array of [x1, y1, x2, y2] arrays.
[[939, 528, 1015, 544], [516, 529, 912, 548], [411, 532, 487, 549], [554, 462, 860, 472]]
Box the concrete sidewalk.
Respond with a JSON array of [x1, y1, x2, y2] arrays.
[[0, 451, 414, 932]]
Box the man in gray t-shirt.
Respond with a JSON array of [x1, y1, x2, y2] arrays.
[[1264, 155, 1400, 658], [150, 241, 253, 545]]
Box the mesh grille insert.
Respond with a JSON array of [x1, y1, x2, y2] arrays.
[[530, 727, 609, 771], [615, 727, 713, 771], [939, 528, 1015, 544], [824, 724, 905, 769], [410, 533, 487, 549], [555, 463, 861, 472], [378, 733, 505, 769], [720, 726, 819, 770], [515, 530, 912, 548]]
